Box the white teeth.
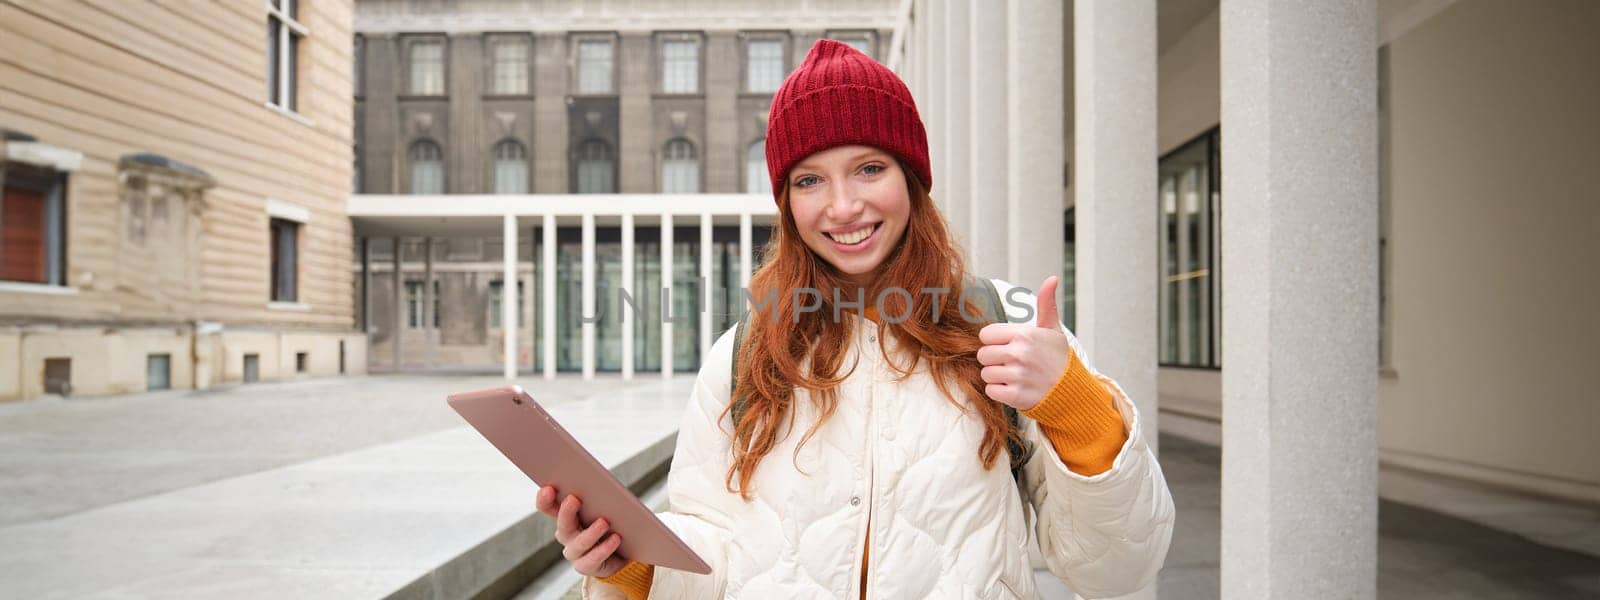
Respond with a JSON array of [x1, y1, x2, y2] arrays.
[[828, 224, 876, 245]]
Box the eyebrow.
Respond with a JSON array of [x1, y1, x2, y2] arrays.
[[792, 150, 886, 176]]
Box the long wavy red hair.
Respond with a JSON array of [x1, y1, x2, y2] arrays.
[[722, 161, 1024, 501]]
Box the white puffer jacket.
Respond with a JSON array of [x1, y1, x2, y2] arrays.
[[584, 279, 1175, 599]]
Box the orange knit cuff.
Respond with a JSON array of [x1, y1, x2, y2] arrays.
[[1021, 349, 1128, 476], [596, 560, 654, 600]]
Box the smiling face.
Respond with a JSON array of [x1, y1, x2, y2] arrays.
[[783, 145, 912, 289]]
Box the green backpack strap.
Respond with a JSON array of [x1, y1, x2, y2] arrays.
[[730, 309, 752, 434], [963, 275, 1037, 482], [727, 277, 1035, 485]]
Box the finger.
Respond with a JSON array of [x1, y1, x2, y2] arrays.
[[975, 343, 1014, 366], [535, 485, 558, 516], [574, 532, 624, 576], [1036, 276, 1062, 330], [980, 364, 1018, 385], [985, 383, 1017, 405], [556, 494, 583, 541], [563, 517, 611, 562], [978, 323, 1027, 345]]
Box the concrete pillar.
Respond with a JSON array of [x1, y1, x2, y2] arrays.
[[622, 212, 635, 380], [925, 2, 946, 214], [392, 236, 404, 371], [360, 237, 371, 333], [502, 216, 518, 380], [542, 214, 557, 380], [1219, 1, 1379, 597], [969, 0, 1008, 278], [699, 213, 713, 357], [942, 0, 971, 250], [1010, 0, 1067, 292], [423, 237, 435, 369], [660, 214, 674, 377], [581, 212, 596, 380]]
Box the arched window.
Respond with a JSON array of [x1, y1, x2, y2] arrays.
[[661, 138, 699, 194], [745, 138, 769, 195], [409, 140, 444, 194], [575, 139, 615, 193], [493, 139, 528, 194]]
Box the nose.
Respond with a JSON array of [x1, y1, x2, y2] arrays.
[[825, 182, 864, 221]]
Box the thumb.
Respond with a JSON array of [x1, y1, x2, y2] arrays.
[[1036, 276, 1061, 330]]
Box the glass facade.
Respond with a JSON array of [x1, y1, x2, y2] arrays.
[[1157, 129, 1221, 368], [537, 225, 771, 373]]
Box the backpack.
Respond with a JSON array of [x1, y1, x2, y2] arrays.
[[727, 275, 1036, 486]]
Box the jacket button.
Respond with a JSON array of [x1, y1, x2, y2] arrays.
[[850, 496, 861, 506], [868, 335, 876, 343]]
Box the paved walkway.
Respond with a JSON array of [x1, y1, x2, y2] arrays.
[[0, 374, 691, 599], [2, 376, 1596, 599], [1155, 432, 1600, 599]]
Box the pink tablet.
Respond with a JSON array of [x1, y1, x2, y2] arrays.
[[447, 385, 711, 574]]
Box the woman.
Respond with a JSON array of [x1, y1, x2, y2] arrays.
[[537, 39, 1174, 599]]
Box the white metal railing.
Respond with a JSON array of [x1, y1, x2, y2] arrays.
[[349, 194, 778, 381]]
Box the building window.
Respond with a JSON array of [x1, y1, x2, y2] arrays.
[[575, 139, 615, 193], [408, 140, 444, 194], [1158, 129, 1220, 368], [147, 354, 171, 391], [577, 39, 614, 94], [270, 217, 299, 302], [353, 35, 364, 97], [409, 39, 445, 95], [406, 281, 423, 328], [661, 39, 698, 94], [489, 279, 524, 329], [406, 280, 440, 328], [267, 0, 305, 111], [661, 138, 699, 193], [1062, 208, 1076, 333], [492, 38, 529, 95], [494, 139, 528, 194], [745, 139, 769, 195], [0, 164, 68, 285], [295, 351, 308, 373], [243, 354, 260, 383], [746, 39, 784, 93], [825, 32, 874, 58]]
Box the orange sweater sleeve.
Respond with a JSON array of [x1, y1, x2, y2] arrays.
[[1020, 348, 1128, 476], [596, 560, 654, 599]]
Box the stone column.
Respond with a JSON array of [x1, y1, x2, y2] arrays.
[[942, 0, 971, 250], [969, 0, 1008, 278], [503, 216, 519, 380], [925, 2, 946, 214], [393, 236, 404, 371], [1219, 1, 1379, 597], [423, 237, 434, 369], [1009, 0, 1067, 291]]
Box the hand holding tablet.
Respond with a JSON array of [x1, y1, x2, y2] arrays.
[[447, 385, 711, 576], [535, 484, 627, 578]]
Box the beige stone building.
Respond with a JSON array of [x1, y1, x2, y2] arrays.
[[0, 0, 364, 401]]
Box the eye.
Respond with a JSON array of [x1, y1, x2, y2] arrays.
[[793, 174, 820, 188], [861, 164, 885, 176]]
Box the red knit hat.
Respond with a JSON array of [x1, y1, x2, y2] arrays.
[[765, 39, 931, 200]]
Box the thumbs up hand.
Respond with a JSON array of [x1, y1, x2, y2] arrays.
[[976, 276, 1072, 411]]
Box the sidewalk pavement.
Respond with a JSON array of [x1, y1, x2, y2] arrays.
[[0, 374, 691, 599], [2, 375, 1596, 599]]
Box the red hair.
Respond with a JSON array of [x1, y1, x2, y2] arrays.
[[722, 162, 1023, 501]]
